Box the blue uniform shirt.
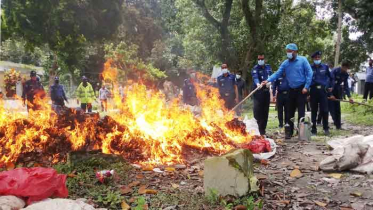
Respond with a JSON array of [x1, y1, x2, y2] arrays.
[[311, 63, 333, 87], [268, 56, 313, 89], [183, 78, 196, 102], [251, 64, 272, 89], [366, 66, 373, 83], [50, 84, 68, 101], [272, 74, 290, 97], [331, 67, 351, 98], [217, 73, 236, 97]]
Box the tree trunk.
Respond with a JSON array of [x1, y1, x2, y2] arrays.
[[334, 0, 342, 67], [49, 54, 58, 87]]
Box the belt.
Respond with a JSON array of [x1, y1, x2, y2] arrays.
[[281, 91, 288, 94]]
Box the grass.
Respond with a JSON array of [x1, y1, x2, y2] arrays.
[[341, 94, 373, 126], [53, 156, 132, 209]]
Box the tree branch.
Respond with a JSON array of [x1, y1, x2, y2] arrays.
[[191, 0, 221, 29], [242, 0, 256, 37], [222, 0, 233, 27]]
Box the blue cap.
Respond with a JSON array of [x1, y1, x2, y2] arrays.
[[311, 51, 322, 58], [286, 43, 298, 51]]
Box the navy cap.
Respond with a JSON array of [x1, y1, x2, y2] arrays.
[[311, 51, 322, 58], [54, 76, 59, 81], [30, 71, 37, 77]]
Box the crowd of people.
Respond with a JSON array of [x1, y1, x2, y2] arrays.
[[183, 43, 373, 138]]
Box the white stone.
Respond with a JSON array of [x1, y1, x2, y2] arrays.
[[0, 196, 25, 210], [21, 199, 97, 210], [204, 149, 255, 197]]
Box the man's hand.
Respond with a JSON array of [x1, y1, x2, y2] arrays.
[[327, 88, 333, 92], [272, 96, 276, 103], [260, 81, 268, 88], [302, 88, 308, 94], [329, 96, 336, 101], [349, 98, 354, 103]]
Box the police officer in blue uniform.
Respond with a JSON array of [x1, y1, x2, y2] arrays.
[[329, 61, 354, 129], [309, 51, 333, 135], [235, 71, 246, 116], [217, 64, 238, 110], [183, 72, 198, 106], [262, 43, 313, 138], [252, 54, 272, 135], [22, 71, 46, 112], [272, 72, 290, 128], [50, 76, 69, 107]]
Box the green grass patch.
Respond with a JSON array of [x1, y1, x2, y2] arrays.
[[341, 96, 373, 126], [53, 156, 131, 209]]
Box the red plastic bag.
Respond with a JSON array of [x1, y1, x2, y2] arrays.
[[242, 139, 272, 154], [0, 167, 68, 205]]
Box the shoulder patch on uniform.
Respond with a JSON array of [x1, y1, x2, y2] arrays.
[[253, 70, 257, 73]]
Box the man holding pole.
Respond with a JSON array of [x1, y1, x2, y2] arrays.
[[251, 55, 272, 136], [329, 61, 353, 130], [262, 43, 313, 138]]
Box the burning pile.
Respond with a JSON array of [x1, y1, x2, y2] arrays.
[[0, 66, 254, 167]]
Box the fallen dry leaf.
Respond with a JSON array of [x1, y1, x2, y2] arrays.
[[138, 185, 147, 194], [128, 181, 141, 188], [142, 204, 149, 210], [290, 169, 302, 178], [278, 200, 290, 205], [234, 205, 247, 210], [142, 165, 154, 171], [256, 174, 268, 180], [328, 173, 343, 179], [120, 186, 133, 195], [33, 163, 42, 167], [121, 201, 130, 210], [165, 167, 176, 172], [128, 197, 136, 203], [6, 162, 15, 171], [135, 174, 144, 179], [171, 183, 179, 189], [138, 185, 158, 194], [350, 192, 363, 197], [314, 201, 327, 207], [340, 207, 353, 210], [67, 173, 77, 178], [260, 159, 269, 165]]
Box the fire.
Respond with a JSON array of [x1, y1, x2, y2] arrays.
[[0, 64, 252, 166]]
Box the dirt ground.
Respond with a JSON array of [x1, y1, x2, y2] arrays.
[[260, 117, 373, 210]]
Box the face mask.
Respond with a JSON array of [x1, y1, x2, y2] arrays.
[[314, 60, 321, 65], [258, 60, 265, 66], [287, 52, 293, 59], [236, 75, 241, 79], [221, 69, 228, 74]]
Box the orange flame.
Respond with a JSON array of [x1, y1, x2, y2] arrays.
[[0, 62, 252, 166]]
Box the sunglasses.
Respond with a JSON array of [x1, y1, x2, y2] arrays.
[[258, 59, 264, 61]]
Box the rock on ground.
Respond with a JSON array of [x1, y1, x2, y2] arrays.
[[204, 149, 256, 197], [0, 196, 25, 210], [21, 199, 105, 210]]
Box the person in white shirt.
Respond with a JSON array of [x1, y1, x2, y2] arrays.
[[99, 85, 110, 112]]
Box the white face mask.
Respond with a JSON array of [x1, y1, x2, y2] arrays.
[[221, 69, 229, 74], [236, 75, 241, 79], [287, 52, 293, 59], [258, 60, 265, 66]]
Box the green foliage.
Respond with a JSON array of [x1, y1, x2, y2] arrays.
[[133, 196, 147, 210], [341, 96, 373, 126], [104, 41, 167, 83], [206, 188, 220, 205]]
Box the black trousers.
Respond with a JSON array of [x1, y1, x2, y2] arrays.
[[81, 103, 92, 112], [276, 91, 289, 127], [317, 105, 323, 124], [222, 95, 236, 110], [287, 87, 307, 136], [363, 82, 373, 100], [310, 86, 329, 131], [253, 89, 270, 135], [329, 89, 342, 129]]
